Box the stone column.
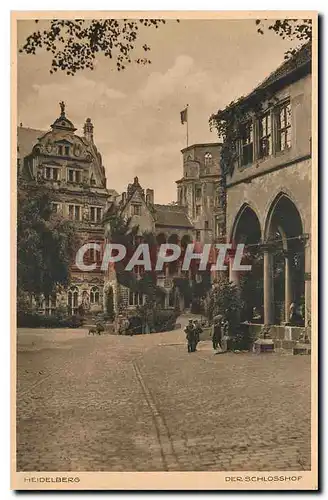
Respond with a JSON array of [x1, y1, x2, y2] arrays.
[[229, 253, 239, 288], [304, 237, 311, 328], [284, 251, 293, 323], [263, 246, 274, 325]]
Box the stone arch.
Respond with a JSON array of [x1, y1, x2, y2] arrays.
[[156, 232, 167, 245], [230, 203, 262, 246], [67, 286, 79, 315], [181, 233, 192, 249], [264, 192, 304, 242], [263, 192, 305, 326], [230, 204, 263, 323], [167, 233, 180, 275], [168, 233, 179, 244]]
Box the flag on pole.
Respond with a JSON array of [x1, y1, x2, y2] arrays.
[[180, 106, 188, 125]]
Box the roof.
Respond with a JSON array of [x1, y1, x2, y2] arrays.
[[154, 204, 193, 228], [181, 142, 222, 153], [256, 41, 311, 91], [216, 41, 312, 117], [51, 115, 76, 132], [17, 126, 46, 159], [107, 188, 119, 198]]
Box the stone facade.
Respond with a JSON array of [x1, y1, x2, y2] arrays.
[[104, 176, 195, 317], [18, 102, 111, 317], [176, 143, 225, 243], [215, 42, 312, 335]]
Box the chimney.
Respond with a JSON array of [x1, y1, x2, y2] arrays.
[[121, 192, 126, 205], [146, 188, 154, 205], [83, 118, 94, 142]]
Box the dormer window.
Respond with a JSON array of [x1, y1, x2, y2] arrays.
[[58, 145, 63, 156], [204, 152, 212, 166], [132, 204, 141, 216], [64, 146, 70, 156]]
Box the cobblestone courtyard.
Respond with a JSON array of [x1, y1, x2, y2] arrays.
[[16, 322, 311, 472]]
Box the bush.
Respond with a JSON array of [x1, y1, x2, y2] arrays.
[[130, 308, 179, 334], [231, 322, 257, 351], [153, 309, 179, 332], [207, 276, 244, 335], [17, 311, 84, 328]]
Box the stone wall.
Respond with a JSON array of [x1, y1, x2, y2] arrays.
[[226, 158, 312, 240]]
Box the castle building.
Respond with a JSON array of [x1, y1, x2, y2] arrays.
[[104, 176, 195, 316], [214, 42, 312, 343], [176, 143, 225, 244], [18, 102, 111, 316]]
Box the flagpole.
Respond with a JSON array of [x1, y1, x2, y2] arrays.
[[186, 104, 189, 147]]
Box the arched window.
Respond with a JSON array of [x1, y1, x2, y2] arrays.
[[90, 286, 100, 305], [128, 290, 144, 307], [67, 286, 79, 315], [44, 294, 57, 316], [204, 152, 213, 166]]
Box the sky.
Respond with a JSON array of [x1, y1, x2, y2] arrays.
[[17, 18, 297, 203]]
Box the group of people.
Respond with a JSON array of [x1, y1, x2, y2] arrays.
[[184, 319, 203, 353], [185, 315, 229, 353]]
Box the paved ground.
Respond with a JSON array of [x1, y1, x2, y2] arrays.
[[16, 318, 311, 472]]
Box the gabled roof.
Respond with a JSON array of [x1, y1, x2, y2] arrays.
[[256, 41, 311, 91], [17, 126, 46, 159], [154, 204, 193, 228], [216, 41, 312, 118]]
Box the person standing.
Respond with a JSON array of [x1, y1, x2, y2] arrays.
[[185, 319, 195, 353], [193, 320, 203, 352], [212, 315, 222, 351]]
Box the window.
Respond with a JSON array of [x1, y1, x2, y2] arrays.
[[196, 230, 201, 241], [195, 186, 202, 200], [89, 247, 95, 262], [67, 286, 78, 315], [128, 290, 144, 307], [51, 202, 60, 213], [64, 146, 70, 156], [44, 294, 56, 316], [68, 204, 81, 221], [43, 166, 60, 181], [204, 152, 213, 166], [68, 169, 82, 183], [277, 102, 291, 151], [58, 145, 63, 156], [88, 242, 101, 263], [195, 205, 201, 217], [241, 121, 254, 166], [90, 206, 102, 222], [90, 286, 100, 305], [205, 221, 209, 230], [132, 204, 141, 216], [168, 290, 175, 307], [259, 113, 272, 158]]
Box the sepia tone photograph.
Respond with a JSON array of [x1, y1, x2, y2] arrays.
[[12, 11, 317, 490]]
